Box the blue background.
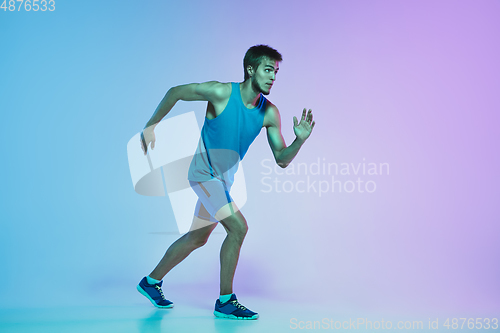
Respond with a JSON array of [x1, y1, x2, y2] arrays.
[[1, 0, 499, 320]]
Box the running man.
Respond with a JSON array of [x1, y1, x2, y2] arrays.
[[137, 45, 315, 320]]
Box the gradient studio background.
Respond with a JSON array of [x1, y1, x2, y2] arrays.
[[1, 0, 499, 319]]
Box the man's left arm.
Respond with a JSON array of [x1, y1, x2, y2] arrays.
[[266, 105, 315, 168]]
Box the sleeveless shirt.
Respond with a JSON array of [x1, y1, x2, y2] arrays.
[[187, 82, 267, 187]]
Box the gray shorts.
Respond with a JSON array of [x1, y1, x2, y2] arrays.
[[189, 179, 233, 222]]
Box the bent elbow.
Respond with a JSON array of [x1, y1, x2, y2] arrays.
[[168, 86, 180, 101], [276, 160, 288, 168]]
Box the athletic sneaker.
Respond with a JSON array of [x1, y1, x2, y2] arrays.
[[214, 294, 259, 320], [137, 277, 174, 308]]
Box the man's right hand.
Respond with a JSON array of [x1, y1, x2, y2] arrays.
[[141, 126, 156, 155]]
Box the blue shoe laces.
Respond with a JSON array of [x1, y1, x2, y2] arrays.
[[154, 285, 166, 300], [230, 300, 247, 311]]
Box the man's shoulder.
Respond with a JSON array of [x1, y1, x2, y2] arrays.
[[205, 81, 232, 99], [264, 99, 279, 115], [197, 81, 232, 102], [204, 80, 232, 90], [263, 99, 281, 127]]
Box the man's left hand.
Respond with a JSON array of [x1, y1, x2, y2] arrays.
[[293, 108, 316, 142]]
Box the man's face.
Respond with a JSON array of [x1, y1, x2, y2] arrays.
[[250, 57, 280, 95]]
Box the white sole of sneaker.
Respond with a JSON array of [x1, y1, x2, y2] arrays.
[[214, 310, 259, 320], [137, 284, 174, 308]]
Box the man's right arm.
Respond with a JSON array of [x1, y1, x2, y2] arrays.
[[144, 81, 227, 129], [140, 81, 228, 155]]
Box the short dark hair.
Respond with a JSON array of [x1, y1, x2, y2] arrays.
[[243, 45, 283, 81]]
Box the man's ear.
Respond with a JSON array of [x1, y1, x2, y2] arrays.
[[246, 65, 254, 78]]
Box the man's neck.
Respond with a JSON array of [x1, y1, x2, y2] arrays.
[[240, 80, 261, 109]]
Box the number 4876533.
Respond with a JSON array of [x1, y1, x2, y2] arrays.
[[1, 0, 55, 11]]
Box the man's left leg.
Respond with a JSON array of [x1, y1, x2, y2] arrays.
[[213, 202, 259, 320], [215, 202, 247, 295]]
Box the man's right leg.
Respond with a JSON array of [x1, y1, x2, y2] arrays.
[[137, 216, 216, 308], [149, 218, 217, 280]]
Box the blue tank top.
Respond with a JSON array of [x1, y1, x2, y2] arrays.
[[188, 82, 267, 186]]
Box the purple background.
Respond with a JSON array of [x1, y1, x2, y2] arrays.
[[1, 0, 499, 320]]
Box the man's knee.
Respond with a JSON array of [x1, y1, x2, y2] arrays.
[[233, 223, 248, 241], [222, 213, 248, 240], [194, 237, 209, 248], [186, 225, 213, 248]]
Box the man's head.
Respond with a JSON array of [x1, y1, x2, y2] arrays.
[[244, 45, 282, 95]]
